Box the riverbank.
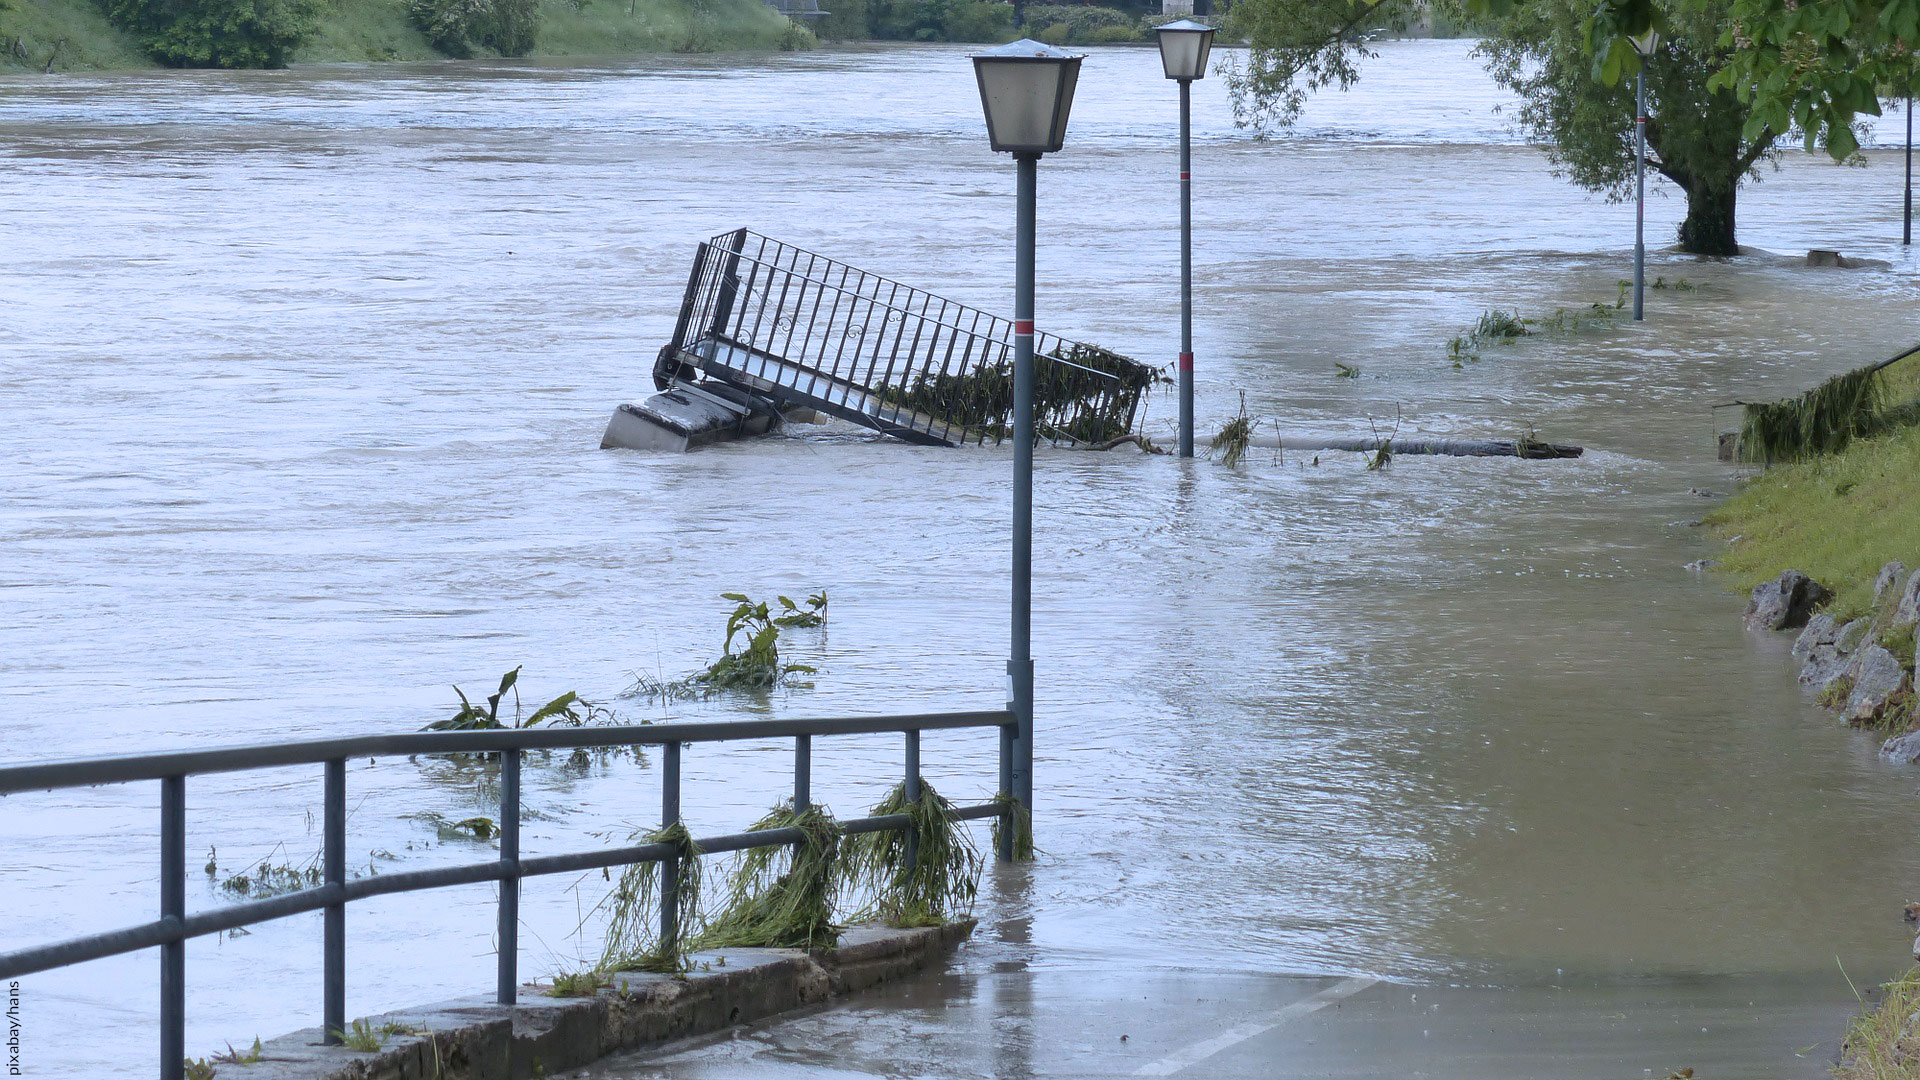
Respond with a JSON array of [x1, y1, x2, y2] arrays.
[[1707, 423, 1920, 621], [0, 0, 799, 71]]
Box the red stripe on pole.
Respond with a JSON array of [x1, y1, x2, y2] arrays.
[[1178, 352, 1194, 372], [1179, 172, 1190, 181], [1014, 320, 1034, 335], [1637, 116, 1648, 123]]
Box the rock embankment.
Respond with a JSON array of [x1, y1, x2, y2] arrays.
[[1747, 564, 1920, 754]]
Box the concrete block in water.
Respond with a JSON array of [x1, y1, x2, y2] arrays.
[[600, 382, 777, 453]]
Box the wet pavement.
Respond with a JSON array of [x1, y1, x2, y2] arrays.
[[570, 867, 1858, 1079]]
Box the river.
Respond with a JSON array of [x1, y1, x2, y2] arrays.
[[6, 38, 1920, 1077]]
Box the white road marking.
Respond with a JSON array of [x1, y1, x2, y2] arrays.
[[1131, 976, 1379, 1077]]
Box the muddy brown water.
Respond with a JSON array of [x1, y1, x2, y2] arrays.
[[6, 39, 1920, 1076]]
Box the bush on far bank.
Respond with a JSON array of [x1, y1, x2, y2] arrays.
[[816, 0, 1165, 45]]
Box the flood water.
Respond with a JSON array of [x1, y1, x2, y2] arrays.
[[7, 38, 1920, 1077]]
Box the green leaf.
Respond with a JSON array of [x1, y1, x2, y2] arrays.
[[525, 691, 580, 728], [720, 592, 750, 603]]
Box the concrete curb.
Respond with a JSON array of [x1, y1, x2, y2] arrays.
[[232, 921, 973, 1080]]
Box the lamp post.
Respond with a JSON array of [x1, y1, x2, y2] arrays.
[[1631, 27, 1659, 322], [1155, 18, 1215, 459], [1905, 90, 1913, 246], [971, 38, 1082, 859]]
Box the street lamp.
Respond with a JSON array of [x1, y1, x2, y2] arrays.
[[1155, 18, 1215, 458], [1631, 27, 1660, 322], [971, 38, 1082, 859]]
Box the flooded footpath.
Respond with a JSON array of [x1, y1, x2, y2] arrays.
[[7, 39, 1920, 1077]]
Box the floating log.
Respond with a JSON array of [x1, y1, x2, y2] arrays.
[[1167, 434, 1583, 459]]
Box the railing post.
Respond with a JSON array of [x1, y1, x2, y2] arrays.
[[660, 742, 682, 955], [496, 748, 520, 1006], [904, 730, 921, 872], [160, 775, 185, 1080], [997, 723, 1014, 862], [709, 228, 750, 340], [793, 734, 810, 811], [323, 759, 345, 1045]]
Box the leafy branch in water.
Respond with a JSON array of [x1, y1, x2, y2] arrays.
[[698, 803, 843, 950], [842, 781, 980, 926], [598, 821, 703, 974]]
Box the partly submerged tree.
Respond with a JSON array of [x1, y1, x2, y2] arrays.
[[1221, 0, 1787, 255], [1480, 0, 1779, 256], [1217, 0, 1416, 135]]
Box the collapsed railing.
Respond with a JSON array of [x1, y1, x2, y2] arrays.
[[0, 711, 1016, 1080], [653, 229, 1159, 447]]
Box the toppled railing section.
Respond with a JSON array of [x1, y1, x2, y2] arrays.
[[603, 230, 1158, 451]]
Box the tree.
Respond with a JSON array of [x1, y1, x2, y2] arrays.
[[1222, 0, 1783, 254], [1481, 0, 1779, 255], [102, 0, 322, 67], [1219, 0, 1413, 135]]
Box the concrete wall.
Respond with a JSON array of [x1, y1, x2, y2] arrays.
[[235, 922, 973, 1080]]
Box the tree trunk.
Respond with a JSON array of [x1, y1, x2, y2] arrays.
[[1677, 183, 1738, 256]]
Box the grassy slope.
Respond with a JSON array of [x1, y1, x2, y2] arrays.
[[293, 0, 439, 63], [535, 0, 791, 56], [3, 0, 794, 70], [1834, 966, 1920, 1080], [1705, 422, 1920, 618], [0, 0, 153, 71]]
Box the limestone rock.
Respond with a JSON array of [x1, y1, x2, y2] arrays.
[[1896, 570, 1920, 628], [1882, 731, 1920, 764], [1845, 645, 1908, 722], [1877, 562, 1911, 606], [1793, 614, 1840, 661], [1745, 570, 1832, 631], [1801, 617, 1868, 690]]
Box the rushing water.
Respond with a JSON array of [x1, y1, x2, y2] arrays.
[[7, 38, 1920, 1076]]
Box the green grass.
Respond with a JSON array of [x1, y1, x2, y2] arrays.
[[532, 0, 789, 56], [1704, 423, 1920, 619], [4, 0, 794, 70], [1834, 966, 1920, 1080], [0, 0, 153, 71], [292, 0, 439, 63]]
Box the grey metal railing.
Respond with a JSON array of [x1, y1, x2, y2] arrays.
[[0, 710, 1016, 1080]]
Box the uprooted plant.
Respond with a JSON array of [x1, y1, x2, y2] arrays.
[[626, 592, 826, 701], [425, 665, 605, 732], [841, 781, 981, 926], [597, 821, 703, 974], [1210, 392, 1254, 468], [697, 803, 843, 950]]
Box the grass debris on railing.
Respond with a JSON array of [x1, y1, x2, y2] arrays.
[[876, 342, 1158, 447], [842, 781, 980, 926], [991, 793, 1034, 861], [598, 821, 703, 974], [698, 803, 843, 950], [1734, 346, 1920, 464]]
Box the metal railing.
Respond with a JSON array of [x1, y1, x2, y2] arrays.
[[0, 710, 1016, 1080], [655, 229, 1157, 447]]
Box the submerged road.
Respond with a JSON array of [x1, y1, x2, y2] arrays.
[[568, 898, 1860, 1079], [10, 39, 1920, 1076]]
